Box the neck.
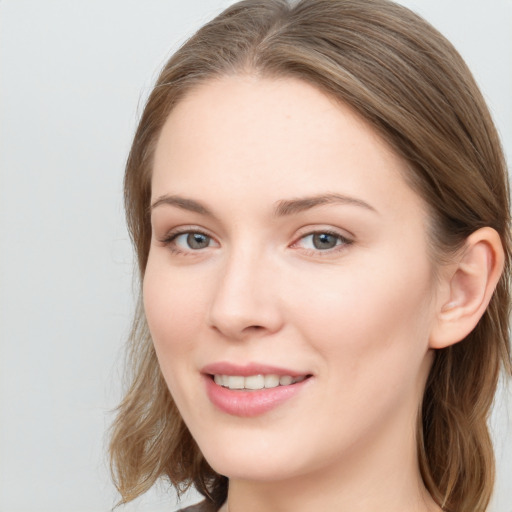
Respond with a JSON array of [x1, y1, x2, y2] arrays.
[[224, 467, 439, 512]]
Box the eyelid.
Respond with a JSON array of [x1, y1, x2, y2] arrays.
[[292, 224, 354, 242]]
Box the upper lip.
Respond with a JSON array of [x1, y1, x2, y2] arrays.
[[201, 362, 310, 377]]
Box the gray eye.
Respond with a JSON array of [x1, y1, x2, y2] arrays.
[[186, 232, 211, 249], [312, 233, 339, 250]]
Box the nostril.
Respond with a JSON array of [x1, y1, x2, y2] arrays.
[[242, 325, 265, 334]]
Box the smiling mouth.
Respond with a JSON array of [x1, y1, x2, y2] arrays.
[[212, 374, 310, 391]]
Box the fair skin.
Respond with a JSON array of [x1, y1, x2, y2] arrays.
[[144, 75, 502, 512]]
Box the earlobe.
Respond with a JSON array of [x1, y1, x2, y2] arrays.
[[429, 227, 505, 349]]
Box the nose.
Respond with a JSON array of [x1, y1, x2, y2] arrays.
[[207, 248, 284, 341]]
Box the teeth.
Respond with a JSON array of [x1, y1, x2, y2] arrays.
[[228, 376, 245, 389], [213, 374, 306, 390], [279, 375, 293, 386], [245, 375, 265, 390], [264, 374, 280, 388]]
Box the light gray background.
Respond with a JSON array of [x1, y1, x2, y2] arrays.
[[1, 1, 510, 511]]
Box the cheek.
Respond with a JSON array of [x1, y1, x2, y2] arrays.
[[142, 258, 212, 413], [143, 256, 208, 356], [286, 251, 435, 384]]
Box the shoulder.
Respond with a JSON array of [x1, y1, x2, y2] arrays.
[[176, 500, 219, 512]]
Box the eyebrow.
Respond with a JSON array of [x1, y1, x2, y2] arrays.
[[150, 192, 377, 217], [274, 193, 378, 216], [150, 195, 214, 216]]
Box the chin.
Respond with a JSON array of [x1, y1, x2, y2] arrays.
[[194, 428, 312, 483], [207, 453, 300, 483]]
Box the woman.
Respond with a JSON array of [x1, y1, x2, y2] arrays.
[[109, 1, 511, 511]]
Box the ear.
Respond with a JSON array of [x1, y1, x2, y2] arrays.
[[429, 227, 505, 349]]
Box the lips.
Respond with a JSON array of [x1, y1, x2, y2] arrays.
[[202, 362, 312, 417]]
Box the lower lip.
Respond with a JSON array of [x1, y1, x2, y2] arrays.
[[204, 375, 311, 417]]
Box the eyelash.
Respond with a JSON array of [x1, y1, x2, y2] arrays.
[[158, 228, 353, 256]]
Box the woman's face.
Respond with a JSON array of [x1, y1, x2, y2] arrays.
[[144, 76, 441, 483]]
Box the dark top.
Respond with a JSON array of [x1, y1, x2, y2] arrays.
[[177, 500, 219, 512]]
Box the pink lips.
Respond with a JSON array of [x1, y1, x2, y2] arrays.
[[202, 362, 311, 417]]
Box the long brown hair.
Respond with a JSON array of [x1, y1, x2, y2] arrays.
[[109, 1, 511, 510]]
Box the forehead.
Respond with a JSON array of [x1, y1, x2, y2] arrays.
[[152, 75, 424, 221]]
